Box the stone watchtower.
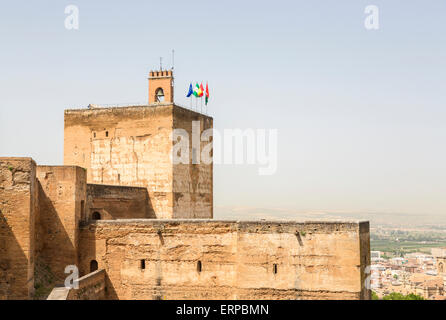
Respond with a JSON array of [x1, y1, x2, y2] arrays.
[[63, 69, 213, 219], [148, 69, 174, 104]]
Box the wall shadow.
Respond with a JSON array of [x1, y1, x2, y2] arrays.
[[0, 208, 29, 299], [104, 272, 119, 300], [35, 181, 76, 286], [87, 184, 156, 220]]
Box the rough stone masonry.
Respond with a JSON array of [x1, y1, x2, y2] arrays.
[[0, 69, 371, 300]]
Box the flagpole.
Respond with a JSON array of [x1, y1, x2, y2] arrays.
[[201, 81, 203, 114]]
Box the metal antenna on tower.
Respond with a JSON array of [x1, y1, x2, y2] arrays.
[[160, 57, 163, 70], [171, 50, 175, 102]]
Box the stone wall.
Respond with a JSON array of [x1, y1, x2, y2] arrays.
[[66, 269, 106, 300], [0, 157, 36, 299], [78, 219, 370, 300], [64, 105, 174, 218], [64, 104, 213, 219], [359, 220, 371, 299], [0, 156, 372, 300], [172, 107, 213, 218], [47, 269, 106, 300], [86, 184, 155, 221], [35, 166, 87, 281]]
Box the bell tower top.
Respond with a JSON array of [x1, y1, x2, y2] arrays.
[[148, 69, 174, 104]]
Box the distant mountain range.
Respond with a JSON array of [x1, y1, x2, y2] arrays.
[[214, 206, 446, 229]]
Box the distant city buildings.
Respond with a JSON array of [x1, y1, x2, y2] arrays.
[[371, 251, 381, 260], [371, 248, 446, 300]]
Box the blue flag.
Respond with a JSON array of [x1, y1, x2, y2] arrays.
[[186, 83, 193, 97]]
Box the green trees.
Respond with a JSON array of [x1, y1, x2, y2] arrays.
[[381, 292, 424, 300], [371, 291, 424, 300]]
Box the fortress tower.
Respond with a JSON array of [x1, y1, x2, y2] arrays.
[[0, 67, 371, 301], [148, 69, 174, 104], [63, 69, 213, 219]]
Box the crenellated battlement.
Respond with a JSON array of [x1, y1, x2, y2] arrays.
[[149, 69, 173, 78]]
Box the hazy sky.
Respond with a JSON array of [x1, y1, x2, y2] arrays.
[[1, 1, 445, 218]]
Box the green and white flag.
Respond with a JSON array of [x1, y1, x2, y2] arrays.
[[193, 83, 200, 97]]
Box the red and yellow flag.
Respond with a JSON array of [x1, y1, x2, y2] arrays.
[[199, 83, 204, 97]]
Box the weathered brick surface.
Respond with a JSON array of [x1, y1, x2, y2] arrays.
[[64, 105, 174, 218], [172, 107, 213, 218], [79, 220, 371, 300], [64, 104, 213, 219], [0, 158, 36, 299], [47, 269, 106, 300], [66, 269, 106, 300], [359, 220, 371, 299], [86, 184, 155, 221], [35, 166, 86, 281]]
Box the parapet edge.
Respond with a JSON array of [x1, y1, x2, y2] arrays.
[[88, 218, 369, 226], [0, 156, 35, 162], [64, 103, 213, 120]]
